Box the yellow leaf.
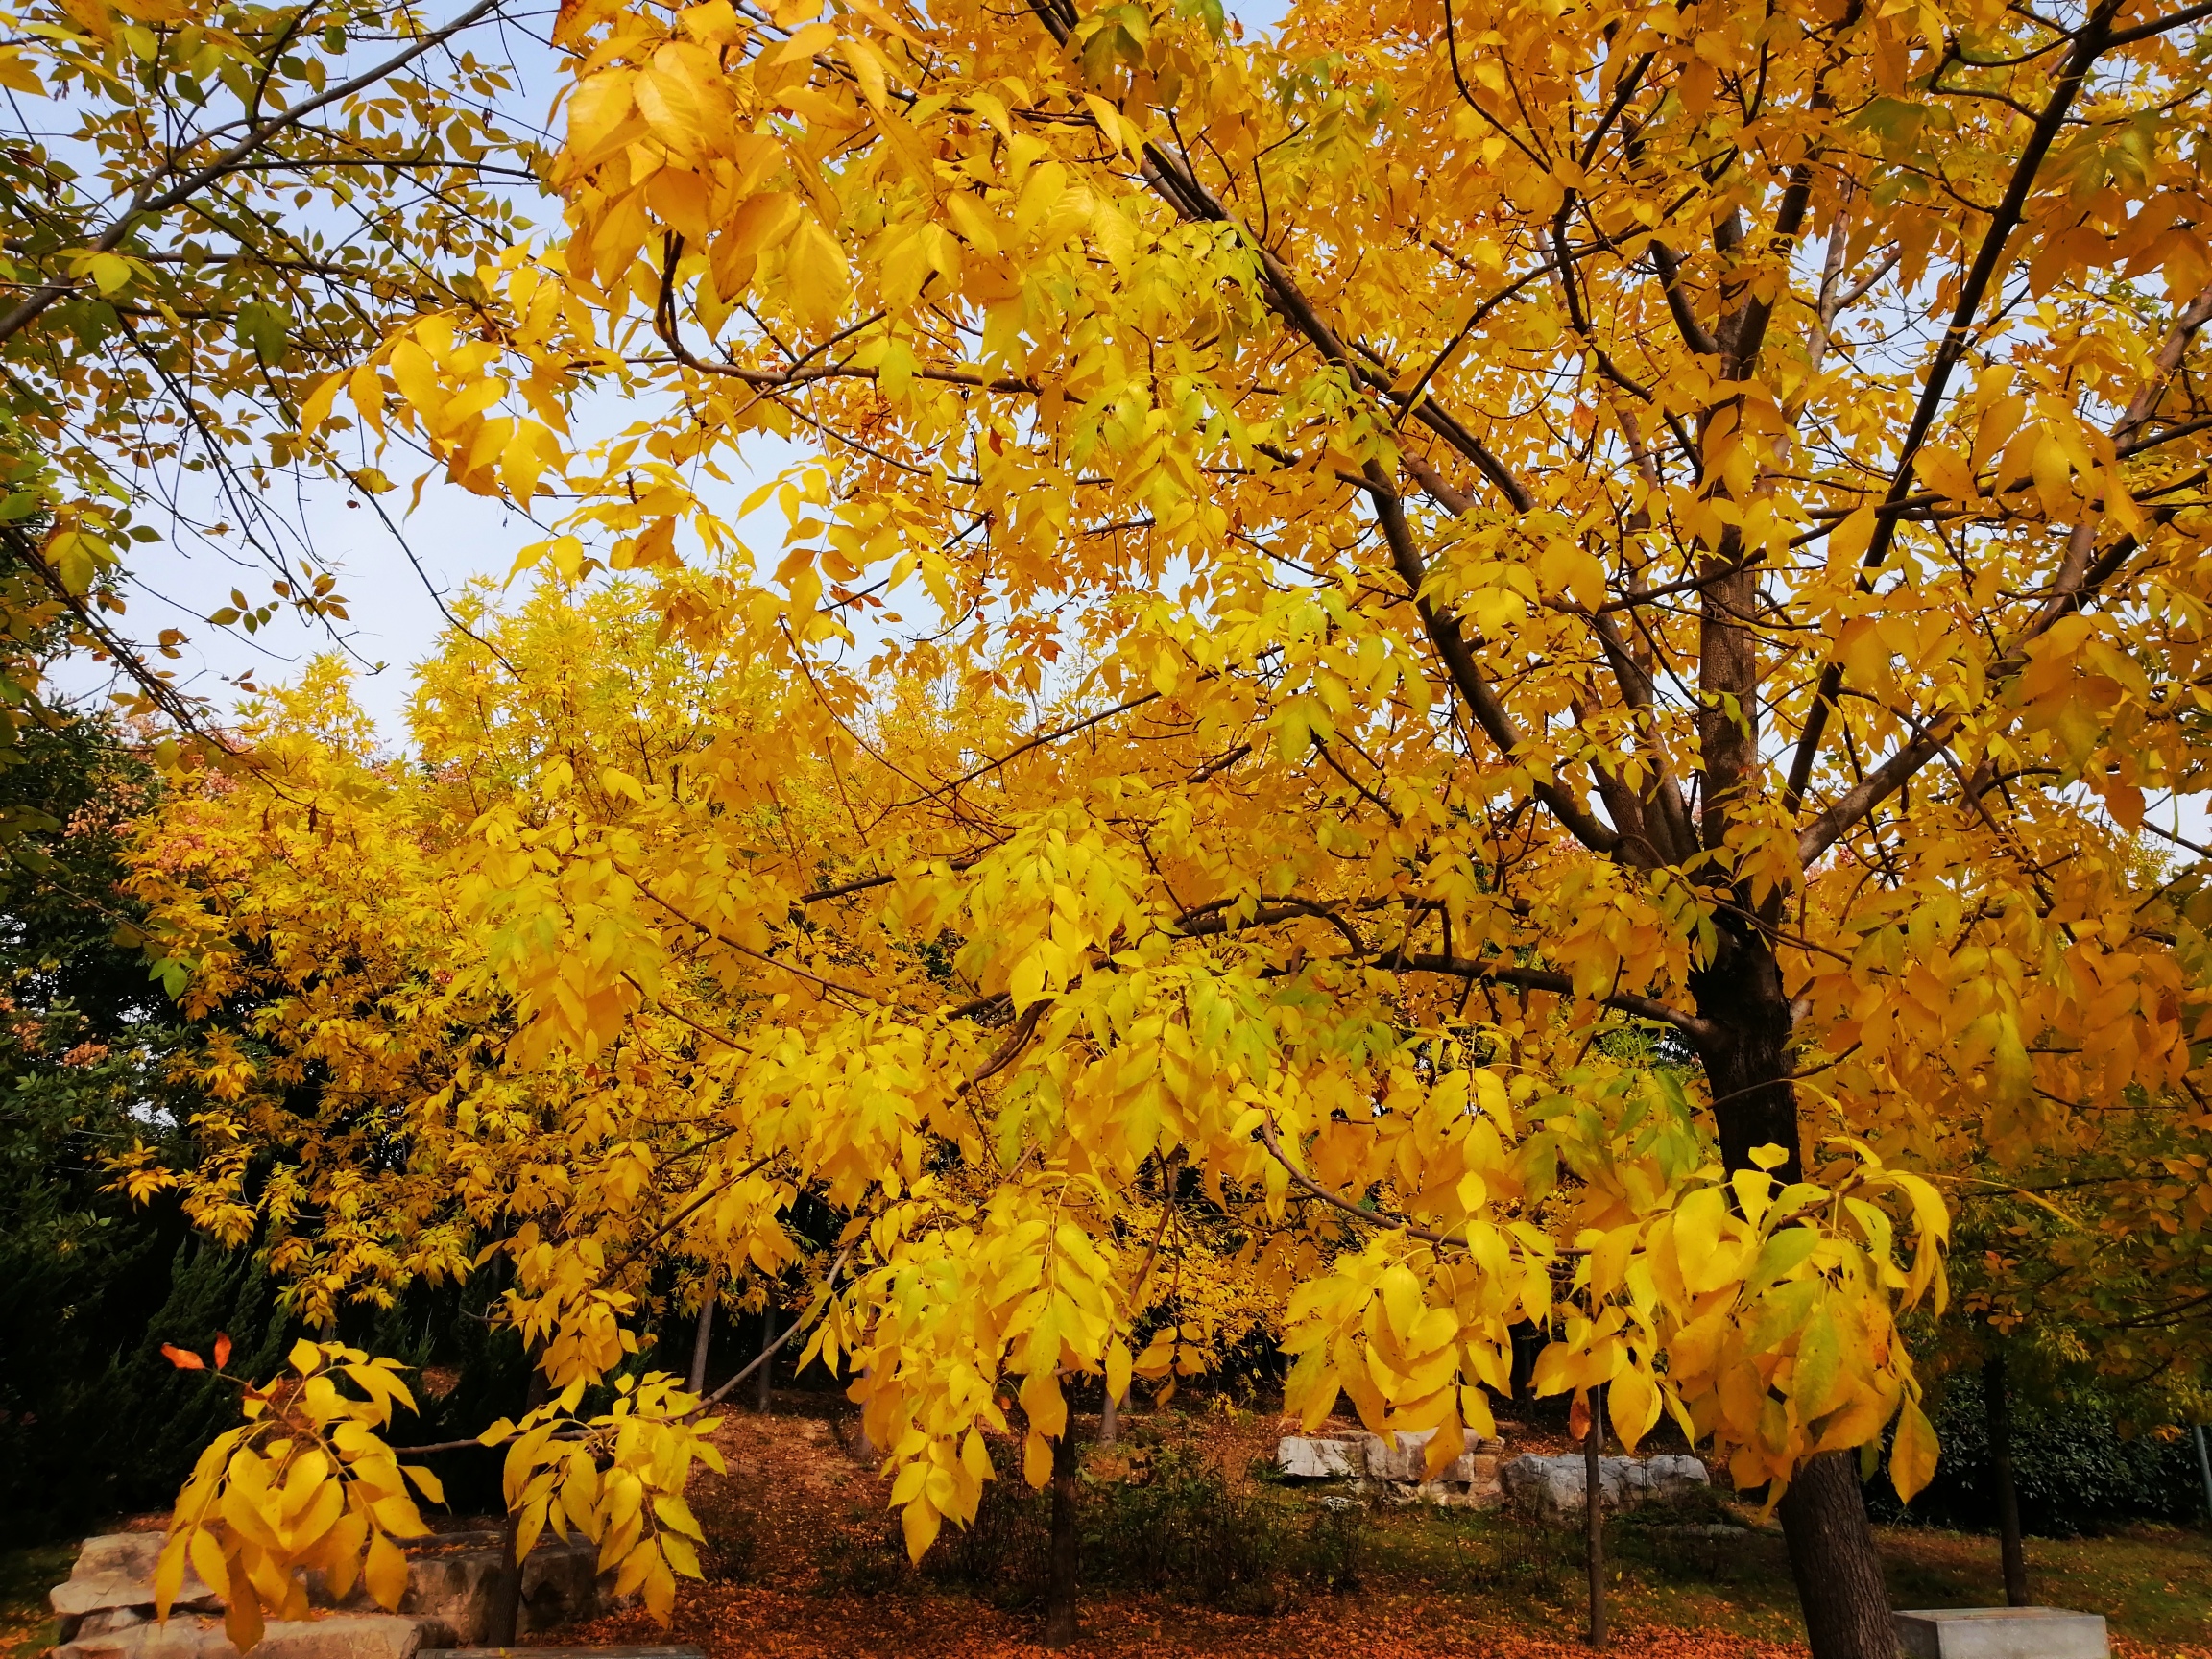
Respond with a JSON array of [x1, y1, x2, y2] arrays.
[[781, 215, 852, 332], [223, 1582, 264, 1657], [771, 20, 836, 62], [1018, 1370, 1066, 1441], [1824, 503, 1877, 573], [154, 1534, 187, 1619], [0, 53, 52, 100], [1889, 1397, 1939, 1504], [901, 1495, 941, 1561], [364, 1529, 407, 1610], [1608, 1364, 1661, 1453], [1022, 1432, 1052, 1488]]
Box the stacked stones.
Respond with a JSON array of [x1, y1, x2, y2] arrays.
[[49, 1530, 610, 1659], [1275, 1428, 1507, 1505], [1274, 1431, 1712, 1518]]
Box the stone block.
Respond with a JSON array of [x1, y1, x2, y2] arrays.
[[1274, 1431, 1505, 1506], [1500, 1453, 1710, 1521], [1894, 1608, 2108, 1659], [52, 1536, 221, 1635], [56, 1613, 446, 1659], [1276, 1437, 1357, 1479], [316, 1537, 604, 1643], [1356, 1428, 1506, 1487], [53, 1527, 606, 1654], [52, 1611, 233, 1659]]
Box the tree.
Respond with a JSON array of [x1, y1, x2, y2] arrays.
[[1912, 1035, 2212, 1599], [0, 0, 538, 768], [142, 0, 2212, 1655], [0, 707, 309, 1541]]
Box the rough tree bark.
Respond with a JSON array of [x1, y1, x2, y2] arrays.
[[1099, 1384, 1122, 1447], [757, 1305, 777, 1414], [1585, 1382, 1608, 1647], [1693, 925, 1897, 1659], [1984, 1352, 2029, 1605], [1043, 1430, 1081, 1647], [688, 1271, 718, 1395]]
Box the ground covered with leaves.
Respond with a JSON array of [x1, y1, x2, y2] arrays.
[[4, 1396, 2202, 1659], [551, 1397, 2212, 1659]]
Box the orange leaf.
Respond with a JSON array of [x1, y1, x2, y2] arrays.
[[163, 1344, 205, 1371]]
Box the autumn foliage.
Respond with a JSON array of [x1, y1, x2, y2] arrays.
[[73, 0, 2212, 1653]]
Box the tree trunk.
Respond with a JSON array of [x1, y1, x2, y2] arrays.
[[485, 1361, 550, 1647], [1585, 1383, 1608, 1647], [1778, 1453, 1896, 1659], [854, 1362, 877, 1462], [1099, 1383, 1121, 1447], [1984, 1353, 2028, 1605], [1693, 926, 1896, 1659], [1687, 927, 1803, 1182], [1043, 1430, 1080, 1647], [757, 1305, 776, 1413], [687, 1271, 718, 1395]]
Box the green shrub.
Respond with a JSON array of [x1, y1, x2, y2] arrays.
[[1866, 1371, 2206, 1536], [912, 1433, 1374, 1615], [1084, 1443, 1283, 1612]]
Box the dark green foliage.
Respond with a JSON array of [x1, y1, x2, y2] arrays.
[[818, 1507, 921, 1599], [1867, 1369, 2205, 1535], [906, 1437, 1371, 1616], [349, 1279, 536, 1520], [0, 709, 210, 1543], [1381, 1499, 1573, 1598], [1295, 1496, 1367, 1592], [917, 1469, 1046, 1606], [1081, 1444, 1286, 1612], [0, 1225, 293, 1542], [0, 709, 558, 1544]]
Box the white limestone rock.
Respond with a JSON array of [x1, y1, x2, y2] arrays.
[[1278, 1430, 1504, 1505], [1275, 1436, 1358, 1479], [1357, 1429, 1507, 1503], [1500, 1452, 1710, 1520]]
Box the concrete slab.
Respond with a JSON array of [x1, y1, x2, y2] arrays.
[[1894, 1607, 2109, 1659]]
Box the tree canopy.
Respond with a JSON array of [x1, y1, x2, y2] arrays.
[[70, 0, 2212, 1655], [0, 0, 537, 758]]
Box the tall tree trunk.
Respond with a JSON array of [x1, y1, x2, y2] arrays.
[[1585, 1383, 1608, 1647], [1099, 1383, 1121, 1447], [757, 1304, 776, 1413], [1693, 926, 1896, 1659], [1984, 1353, 2029, 1605], [1043, 1430, 1080, 1647], [485, 1361, 550, 1647], [854, 1363, 877, 1462], [1778, 1454, 1895, 1659], [688, 1271, 718, 1395]]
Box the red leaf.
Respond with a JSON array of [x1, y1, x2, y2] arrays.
[[162, 1344, 205, 1371], [213, 1333, 233, 1370]]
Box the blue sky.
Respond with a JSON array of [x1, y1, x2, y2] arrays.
[[61, 0, 1295, 742]]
